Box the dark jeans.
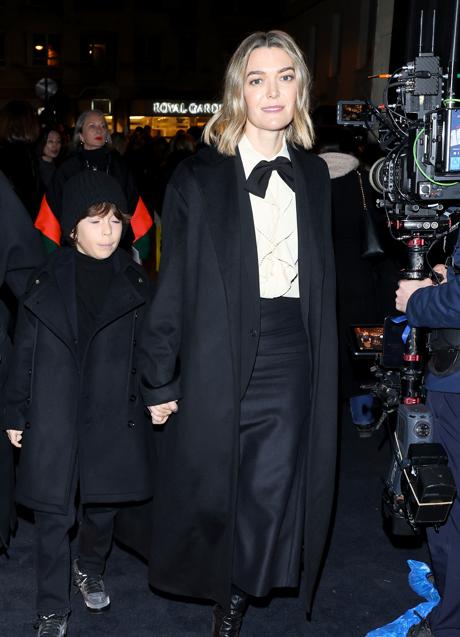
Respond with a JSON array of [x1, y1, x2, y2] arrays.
[[426, 392, 460, 637], [34, 494, 118, 616]]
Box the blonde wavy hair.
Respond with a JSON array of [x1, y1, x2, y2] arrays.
[[203, 30, 315, 156]]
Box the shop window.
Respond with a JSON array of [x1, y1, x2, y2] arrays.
[[91, 99, 112, 115], [80, 33, 117, 72], [32, 33, 61, 67]]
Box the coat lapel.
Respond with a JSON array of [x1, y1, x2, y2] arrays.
[[199, 148, 260, 305], [288, 146, 325, 322], [235, 149, 260, 303], [199, 150, 241, 296], [94, 270, 146, 332], [198, 148, 263, 392], [24, 250, 78, 352]]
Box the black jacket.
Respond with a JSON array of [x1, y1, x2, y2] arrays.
[[138, 144, 338, 610], [5, 247, 154, 514], [0, 169, 45, 546]]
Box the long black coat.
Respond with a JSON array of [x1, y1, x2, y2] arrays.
[[5, 247, 154, 514], [0, 170, 45, 547], [139, 144, 338, 610]]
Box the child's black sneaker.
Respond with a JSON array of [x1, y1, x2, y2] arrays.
[[72, 559, 110, 612], [35, 613, 68, 637]]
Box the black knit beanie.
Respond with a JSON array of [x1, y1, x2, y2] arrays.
[[61, 170, 128, 239]]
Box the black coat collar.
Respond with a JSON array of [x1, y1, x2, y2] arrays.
[[23, 248, 149, 353]]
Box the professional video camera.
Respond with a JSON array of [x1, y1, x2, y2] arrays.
[[338, 4, 460, 534]]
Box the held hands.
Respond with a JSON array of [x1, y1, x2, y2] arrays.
[[6, 429, 23, 448], [148, 401, 178, 426], [395, 278, 433, 313]]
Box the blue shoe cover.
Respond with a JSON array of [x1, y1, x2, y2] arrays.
[[365, 560, 440, 636]]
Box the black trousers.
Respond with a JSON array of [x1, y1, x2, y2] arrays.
[[233, 297, 309, 598], [34, 467, 118, 616], [426, 392, 460, 637]]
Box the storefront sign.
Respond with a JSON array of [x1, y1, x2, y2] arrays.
[[152, 101, 221, 116]]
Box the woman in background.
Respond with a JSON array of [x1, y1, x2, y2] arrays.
[[36, 127, 62, 190]]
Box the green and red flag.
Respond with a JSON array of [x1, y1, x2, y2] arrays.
[[35, 195, 61, 253], [131, 196, 154, 261]]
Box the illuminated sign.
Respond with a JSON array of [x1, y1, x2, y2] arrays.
[[152, 101, 221, 116]]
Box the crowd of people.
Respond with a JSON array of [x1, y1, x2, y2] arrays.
[[0, 28, 459, 637]]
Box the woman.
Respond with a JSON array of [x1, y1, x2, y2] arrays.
[[35, 109, 153, 260], [36, 127, 62, 190], [139, 31, 337, 636]]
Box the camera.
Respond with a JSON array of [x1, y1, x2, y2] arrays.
[[338, 9, 460, 533], [383, 404, 455, 534]]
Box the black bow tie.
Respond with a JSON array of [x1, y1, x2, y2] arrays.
[[245, 156, 294, 198]]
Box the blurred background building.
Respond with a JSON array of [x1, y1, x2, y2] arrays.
[[0, 0, 454, 137]]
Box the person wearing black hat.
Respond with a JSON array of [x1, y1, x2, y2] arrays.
[[3, 171, 154, 637]]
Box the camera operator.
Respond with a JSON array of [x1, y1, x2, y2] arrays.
[[396, 257, 460, 637]]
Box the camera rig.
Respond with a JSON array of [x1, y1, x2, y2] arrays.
[[338, 3, 460, 534]]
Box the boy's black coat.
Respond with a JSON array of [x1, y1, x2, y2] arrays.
[[5, 247, 154, 514]]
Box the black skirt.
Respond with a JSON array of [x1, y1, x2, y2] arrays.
[[233, 297, 310, 597]]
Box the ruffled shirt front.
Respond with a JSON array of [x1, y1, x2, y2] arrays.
[[238, 134, 299, 298]]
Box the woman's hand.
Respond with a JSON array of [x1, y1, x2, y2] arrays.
[[148, 401, 178, 426], [6, 429, 23, 448]]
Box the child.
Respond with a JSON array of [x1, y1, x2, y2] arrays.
[[4, 170, 154, 637]]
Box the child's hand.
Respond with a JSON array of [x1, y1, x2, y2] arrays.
[[6, 429, 23, 448], [148, 401, 178, 426]]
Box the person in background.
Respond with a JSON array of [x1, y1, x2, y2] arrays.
[[0, 100, 41, 219], [110, 132, 129, 157], [36, 127, 62, 190], [396, 249, 460, 637], [4, 171, 154, 637], [139, 30, 337, 636]]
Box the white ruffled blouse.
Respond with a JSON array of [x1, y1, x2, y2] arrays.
[[238, 134, 299, 298]]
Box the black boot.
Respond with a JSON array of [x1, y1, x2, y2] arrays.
[[211, 588, 248, 637]]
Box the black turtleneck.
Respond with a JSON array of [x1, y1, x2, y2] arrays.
[[78, 146, 111, 173], [75, 249, 116, 358]]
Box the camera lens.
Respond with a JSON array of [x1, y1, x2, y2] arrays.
[[369, 157, 387, 193]]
